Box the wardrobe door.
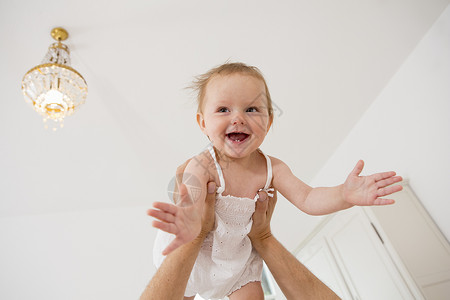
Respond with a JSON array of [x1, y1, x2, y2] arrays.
[[369, 183, 450, 299], [326, 208, 417, 300], [297, 236, 353, 299]]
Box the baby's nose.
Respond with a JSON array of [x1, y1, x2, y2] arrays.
[[231, 114, 245, 125]]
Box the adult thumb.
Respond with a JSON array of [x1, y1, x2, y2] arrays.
[[178, 183, 192, 207], [207, 182, 216, 194], [255, 194, 269, 215]]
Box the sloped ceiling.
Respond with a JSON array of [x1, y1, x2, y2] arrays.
[[1, 0, 448, 217]]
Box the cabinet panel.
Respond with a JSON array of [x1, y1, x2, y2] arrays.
[[296, 208, 419, 300], [297, 237, 352, 299], [327, 209, 415, 300], [369, 183, 450, 299]]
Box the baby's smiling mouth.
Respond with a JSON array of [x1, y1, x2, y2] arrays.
[[226, 132, 249, 143]]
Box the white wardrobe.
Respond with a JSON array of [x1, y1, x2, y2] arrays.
[[295, 183, 450, 300]]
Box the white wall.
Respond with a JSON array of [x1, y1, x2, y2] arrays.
[[0, 206, 157, 300], [1, 5, 448, 300], [311, 5, 450, 241]]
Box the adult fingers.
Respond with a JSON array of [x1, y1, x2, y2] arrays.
[[147, 208, 175, 223], [152, 220, 177, 234], [151, 202, 178, 214]]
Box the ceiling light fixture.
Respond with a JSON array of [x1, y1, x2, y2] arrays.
[[22, 27, 88, 130]]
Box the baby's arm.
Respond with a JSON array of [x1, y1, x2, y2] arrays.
[[271, 157, 403, 215], [150, 153, 210, 255]]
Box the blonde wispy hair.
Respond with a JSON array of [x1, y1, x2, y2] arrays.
[[190, 62, 273, 118]]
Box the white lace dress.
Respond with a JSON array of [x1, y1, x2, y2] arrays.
[[153, 146, 273, 299]]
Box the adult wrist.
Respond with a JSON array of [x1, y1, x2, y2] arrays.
[[250, 231, 274, 252], [195, 230, 209, 243]]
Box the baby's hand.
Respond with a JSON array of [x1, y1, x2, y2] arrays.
[[148, 183, 202, 255], [343, 160, 403, 206]]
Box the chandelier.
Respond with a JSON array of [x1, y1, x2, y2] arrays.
[[22, 27, 88, 130]]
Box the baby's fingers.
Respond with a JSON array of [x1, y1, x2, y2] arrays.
[[373, 198, 395, 205], [376, 176, 403, 188], [377, 184, 403, 197], [373, 171, 397, 181]]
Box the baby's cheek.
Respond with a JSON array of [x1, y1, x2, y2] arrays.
[[251, 116, 270, 133]]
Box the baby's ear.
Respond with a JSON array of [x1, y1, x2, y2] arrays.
[[196, 112, 207, 134]]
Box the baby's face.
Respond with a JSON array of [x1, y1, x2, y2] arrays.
[[197, 73, 272, 159]]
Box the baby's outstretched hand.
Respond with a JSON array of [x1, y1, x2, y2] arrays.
[[148, 183, 202, 255], [343, 160, 403, 206]]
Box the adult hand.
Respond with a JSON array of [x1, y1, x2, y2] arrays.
[[140, 160, 217, 300], [248, 189, 340, 299], [147, 159, 216, 255], [175, 159, 217, 237], [248, 189, 277, 249]]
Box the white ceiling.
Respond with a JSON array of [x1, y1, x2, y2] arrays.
[[1, 0, 448, 217]]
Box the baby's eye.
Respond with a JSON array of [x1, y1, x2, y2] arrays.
[[246, 107, 259, 113], [217, 107, 229, 113]]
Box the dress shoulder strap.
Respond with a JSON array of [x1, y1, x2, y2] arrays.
[[259, 149, 273, 190], [207, 145, 225, 195], [254, 149, 274, 201]]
